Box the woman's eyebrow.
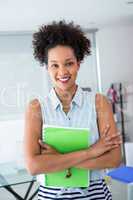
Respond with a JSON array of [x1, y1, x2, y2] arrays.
[[50, 60, 58, 63], [50, 58, 74, 63], [65, 58, 74, 61]]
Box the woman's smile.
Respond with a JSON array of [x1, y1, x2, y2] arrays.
[[58, 76, 71, 83]]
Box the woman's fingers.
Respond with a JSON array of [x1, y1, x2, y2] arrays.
[[105, 133, 122, 142], [105, 135, 122, 148], [102, 125, 110, 138], [106, 144, 120, 151], [38, 139, 46, 147], [105, 139, 122, 146], [38, 139, 51, 149], [38, 139, 60, 155]]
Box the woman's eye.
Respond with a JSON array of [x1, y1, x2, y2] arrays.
[[66, 62, 74, 67], [51, 64, 58, 68]]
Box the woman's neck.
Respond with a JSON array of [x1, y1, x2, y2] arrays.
[[54, 85, 77, 110]]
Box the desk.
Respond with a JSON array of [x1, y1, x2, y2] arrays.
[[0, 162, 38, 200], [110, 179, 133, 200], [108, 166, 133, 200]]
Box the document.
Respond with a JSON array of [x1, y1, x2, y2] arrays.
[[41, 125, 91, 187]]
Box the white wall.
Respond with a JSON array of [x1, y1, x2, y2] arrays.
[[0, 119, 24, 165], [96, 24, 133, 141], [96, 24, 133, 93]]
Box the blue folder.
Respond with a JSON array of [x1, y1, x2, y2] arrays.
[[107, 166, 133, 184]]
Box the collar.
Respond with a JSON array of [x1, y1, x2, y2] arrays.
[[49, 86, 83, 110]]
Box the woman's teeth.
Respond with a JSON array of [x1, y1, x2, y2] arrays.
[[59, 77, 70, 82]]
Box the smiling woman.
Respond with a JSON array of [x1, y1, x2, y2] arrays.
[[24, 20, 122, 200]]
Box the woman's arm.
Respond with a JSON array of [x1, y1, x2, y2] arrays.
[[75, 94, 122, 169], [24, 98, 121, 175], [75, 147, 121, 169], [24, 99, 97, 175], [39, 129, 122, 170]]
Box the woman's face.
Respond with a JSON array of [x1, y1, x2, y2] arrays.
[[47, 45, 80, 92]]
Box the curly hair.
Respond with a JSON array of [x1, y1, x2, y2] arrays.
[[32, 20, 91, 66]]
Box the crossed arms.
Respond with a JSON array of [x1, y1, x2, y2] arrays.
[[24, 95, 122, 176]]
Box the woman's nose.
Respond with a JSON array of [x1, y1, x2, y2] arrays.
[[58, 66, 68, 75]]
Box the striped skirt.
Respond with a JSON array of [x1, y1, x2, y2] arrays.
[[38, 179, 112, 200]]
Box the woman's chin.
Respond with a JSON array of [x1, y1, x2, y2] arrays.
[[55, 83, 72, 92]]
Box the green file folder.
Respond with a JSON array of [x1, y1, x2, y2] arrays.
[[42, 125, 91, 187]]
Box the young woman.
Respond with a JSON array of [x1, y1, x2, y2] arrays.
[[24, 21, 122, 200]]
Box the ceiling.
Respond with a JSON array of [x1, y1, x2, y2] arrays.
[[0, 0, 133, 32]]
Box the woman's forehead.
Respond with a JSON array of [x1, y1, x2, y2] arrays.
[[48, 45, 76, 62]]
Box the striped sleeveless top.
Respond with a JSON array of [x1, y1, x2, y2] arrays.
[[37, 86, 112, 200]]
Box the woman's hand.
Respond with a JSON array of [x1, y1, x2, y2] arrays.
[[88, 125, 122, 158], [38, 139, 60, 155]]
